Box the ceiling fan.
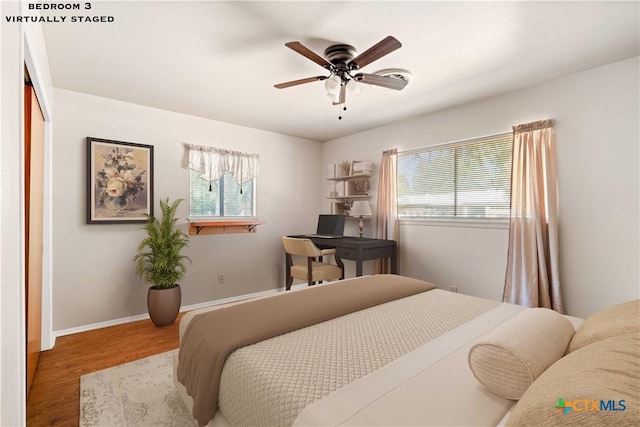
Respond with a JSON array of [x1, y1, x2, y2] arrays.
[[274, 36, 409, 119]]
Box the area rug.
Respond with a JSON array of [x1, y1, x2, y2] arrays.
[[80, 350, 194, 426]]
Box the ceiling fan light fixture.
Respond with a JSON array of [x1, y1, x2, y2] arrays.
[[324, 75, 342, 95], [346, 80, 363, 96]]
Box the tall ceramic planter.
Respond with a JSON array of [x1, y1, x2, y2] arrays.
[[147, 284, 181, 327]]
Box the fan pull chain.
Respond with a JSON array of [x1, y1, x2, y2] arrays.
[[338, 102, 347, 120]]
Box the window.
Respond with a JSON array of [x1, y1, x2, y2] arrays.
[[189, 170, 256, 217], [397, 133, 512, 220], [187, 144, 259, 218]]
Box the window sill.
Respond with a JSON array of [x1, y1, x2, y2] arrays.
[[188, 219, 266, 235], [399, 218, 509, 229]]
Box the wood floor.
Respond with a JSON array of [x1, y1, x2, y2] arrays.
[[26, 313, 185, 426]]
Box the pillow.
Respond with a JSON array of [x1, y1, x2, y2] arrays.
[[568, 299, 640, 353], [468, 308, 575, 400], [506, 332, 640, 427]]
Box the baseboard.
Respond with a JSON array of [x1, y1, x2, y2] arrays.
[[52, 282, 308, 340], [53, 313, 153, 339]]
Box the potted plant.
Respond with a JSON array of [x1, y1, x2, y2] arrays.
[[134, 198, 190, 326]]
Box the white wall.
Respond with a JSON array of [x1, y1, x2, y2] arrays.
[[1, 1, 55, 424], [323, 57, 640, 318], [1, 3, 24, 423], [52, 89, 322, 332], [399, 223, 508, 300]]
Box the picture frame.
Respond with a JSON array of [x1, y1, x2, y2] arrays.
[[350, 160, 372, 176], [86, 137, 154, 224], [349, 160, 358, 176]]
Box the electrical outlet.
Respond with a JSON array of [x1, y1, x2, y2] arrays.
[[449, 285, 458, 293], [217, 274, 224, 284]]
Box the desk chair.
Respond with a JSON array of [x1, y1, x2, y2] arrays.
[[282, 237, 344, 290]]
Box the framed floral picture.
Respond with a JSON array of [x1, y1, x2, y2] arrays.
[[87, 137, 154, 224]]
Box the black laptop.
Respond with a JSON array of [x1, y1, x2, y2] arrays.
[[306, 214, 345, 238]]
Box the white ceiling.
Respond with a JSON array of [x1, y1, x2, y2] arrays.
[[41, 1, 639, 142]]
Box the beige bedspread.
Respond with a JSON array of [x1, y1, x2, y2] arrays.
[[219, 288, 500, 426], [293, 301, 524, 426], [177, 274, 436, 426]]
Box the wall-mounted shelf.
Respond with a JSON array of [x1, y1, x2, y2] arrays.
[[188, 219, 266, 235], [327, 163, 373, 215], [326, 172, 372, 181], [327, 195, 370, 200]]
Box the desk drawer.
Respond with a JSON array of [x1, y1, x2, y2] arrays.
[[337, 246, 394, 261], [335, 248, 355, 259]]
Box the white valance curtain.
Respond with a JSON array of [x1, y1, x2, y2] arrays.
[[187, 144, 260, 192], [503, 119, 563, 313]]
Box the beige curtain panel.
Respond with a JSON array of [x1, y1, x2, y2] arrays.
[[503, 119, 564, 313], [374, 149, 399, 274]]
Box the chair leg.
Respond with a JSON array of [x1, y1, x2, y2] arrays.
[[285, 253, 293, 290], [336, 255, 345, 280], [307, 257, 314, 286]]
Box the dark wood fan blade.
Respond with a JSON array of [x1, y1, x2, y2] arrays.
[[274, 76, 327, 89], [285, 42, 333, 70], [349, 36, 402, 70], [332, 84, 346, 105], [353, 73, 408, 90]]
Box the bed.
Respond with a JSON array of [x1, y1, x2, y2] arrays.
[[173, 274, 639, 427]]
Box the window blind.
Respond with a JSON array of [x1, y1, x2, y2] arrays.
[[189, 170, 255, 217], [397, 133, 512, 219]]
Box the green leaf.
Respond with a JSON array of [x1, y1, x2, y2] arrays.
[[133, 198, 190, 288]]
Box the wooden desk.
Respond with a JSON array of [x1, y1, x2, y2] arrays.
[[287, 236, 397, 278]]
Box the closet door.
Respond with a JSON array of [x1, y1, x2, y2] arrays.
[[25, 83, 44, 398]]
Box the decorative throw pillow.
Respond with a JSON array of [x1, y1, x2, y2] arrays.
[[567, 299, 640, 353], [506, 332, 640, 427], [468, 308, 575, 400]]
